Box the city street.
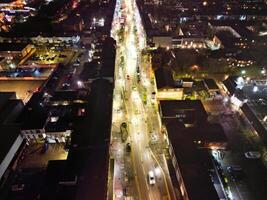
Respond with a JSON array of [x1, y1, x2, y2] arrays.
[[110, 0, 175, 199]]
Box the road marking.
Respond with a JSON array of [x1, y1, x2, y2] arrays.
[[232, 180, 244, 200], [149, 149, 171, 200], [130, 144, 142, 200], [141, 162, 149, 190]]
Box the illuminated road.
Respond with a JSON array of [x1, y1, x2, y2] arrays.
[[110, 0, 176, 199]]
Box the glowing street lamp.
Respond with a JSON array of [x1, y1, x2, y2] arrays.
[[77, 80, 83, 88], [253, 86, 259, 93]]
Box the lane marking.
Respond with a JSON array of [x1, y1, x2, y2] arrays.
[[149, 149, 171, 200], [130, 145, 142, 200]]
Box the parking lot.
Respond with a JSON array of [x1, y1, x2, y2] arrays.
[[206, 97, 267, 200]]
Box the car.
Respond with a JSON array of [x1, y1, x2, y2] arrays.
[[126, 143, 131, 152], [227, 166, 244, 181], [11, 184, 25, 191], [137, 76, 140, 83], [126, 75, 130, 80], [148, 170, 156, 185], [245, 151, 261, 159]]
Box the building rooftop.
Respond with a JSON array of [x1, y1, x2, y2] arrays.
[[80, 38, 115, 81], [166, 120, 219, 200], [0, 92, 16, 111], [41, 160, 76, 200], [72, 147, 109, 200], [70, 79, 113, 200], [0, 99, 24, 125], [160, 100, 208, 125], [155, 67, 175, 89], [41, 78, 113, 200], [188, 123, 227, 145], [0, 125, 21, 165], [18, 92, 48, 130], [204, 78, 219, 91], [72, 79, 113, 146], [223, 76, 238, 95], [0, 43, 28, 52]]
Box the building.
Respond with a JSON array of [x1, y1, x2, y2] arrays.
[[187, 123, 228, 150], [40, 78, 114, 200], [19, 91, 87, 144], [181, 78, 194, 88], [0, 92, 25, 186], [223, 76, 267, 145], [80, 37, 116, 83], [222, 75, 238, 96], [166, 120, 220, 200], [204, 78, 220, 93], [159, 100, 208, 126], [39, 37, 115, 200], [0, 43, 36, 68], [155, 67, 183, 100]]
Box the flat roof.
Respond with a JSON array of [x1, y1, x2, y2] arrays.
[[0, 43, 28, 52], [0, 99, 24, 124], [160, 100, 208, 124], [72, 79, 113, 146], [0, 124, 21, 164], [40, 78, 113, 200], [80, 38, 115, 81], [188, 123, 227, 143], [68, 79, 113, 200], [166, 120, 220, 200], [155, 67, 175, 89], [73, 147, 109, 200], [18, 92, 48, 130], [223, 76, 238, 95], [204, 78, 219, 90]]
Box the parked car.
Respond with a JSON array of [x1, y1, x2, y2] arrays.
[[148, 170, 156, 185], [245, 151, 261, 159], [126, 143, 131, 152]]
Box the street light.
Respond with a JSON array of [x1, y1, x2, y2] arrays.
[[223, 97, 229, 103], [77, 80, 83, 88], [253, 86, 259, 93]]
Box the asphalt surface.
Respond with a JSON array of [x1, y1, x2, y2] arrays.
[[110, 0, 175, 199]]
